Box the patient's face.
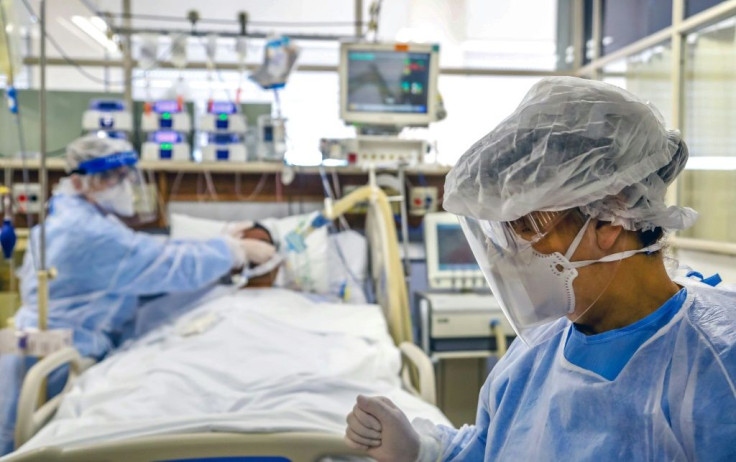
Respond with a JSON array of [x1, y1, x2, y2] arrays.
[[242, 227, 280, 289]]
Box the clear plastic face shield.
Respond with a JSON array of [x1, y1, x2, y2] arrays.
[[459, 211, 574, 341], [458, 210, 662, 345], [73, 151, 156, 225]]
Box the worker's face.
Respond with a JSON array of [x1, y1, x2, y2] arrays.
[[71, 167, 133, 194], [242, 227, 280, 288], [530, 212, 623, 324]]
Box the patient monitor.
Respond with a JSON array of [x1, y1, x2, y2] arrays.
[[424, 212, 486, 290]]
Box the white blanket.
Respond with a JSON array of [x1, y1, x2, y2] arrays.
[[20, 288, 449, 452]]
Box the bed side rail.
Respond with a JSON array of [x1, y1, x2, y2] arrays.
[[399, 341, 437, 405], [5, 432, 368, 462], [14, 347, 84, 449]]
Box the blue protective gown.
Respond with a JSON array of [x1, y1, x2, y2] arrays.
[[0, 194, 235, 455], [423, 279, 736, 461]]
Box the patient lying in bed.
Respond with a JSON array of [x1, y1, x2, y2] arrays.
[[238, 223, 281, 289], [13, 217, 448, 455], [17, 285, 449, 454]]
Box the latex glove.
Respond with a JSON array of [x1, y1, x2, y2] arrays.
[[345, 395, 426, 462], [243, 238, 277, 266], [223, 236, 276, 269], [222, 220, 254, 238]]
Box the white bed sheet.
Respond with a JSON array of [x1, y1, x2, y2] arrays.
[[18, 288, 450, 453]]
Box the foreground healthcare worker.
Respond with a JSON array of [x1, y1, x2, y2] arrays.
[[0, 135, 276, 455], [345, 77, 736, 461]]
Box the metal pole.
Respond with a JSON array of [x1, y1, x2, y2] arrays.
[[355, 0, 363, 38], [591, 0, 602, 80], [572, 0, 584, 72], [397, 165, 411, 279], [38, 0, 48, 331], [122, 0, 133, 108], [39, 0, 46, 274], [667, 0, 686, 211]]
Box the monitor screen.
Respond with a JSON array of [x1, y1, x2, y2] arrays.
[[150, 131, 183, 143], [436, 224, 478, 271], [346, 50, 431, 115], [89, 99, 125, 112], [153, 100, 181, 114], [209, 101, 238, 115]]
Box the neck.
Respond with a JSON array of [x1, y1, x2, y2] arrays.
[[574, 255, 680, 335]]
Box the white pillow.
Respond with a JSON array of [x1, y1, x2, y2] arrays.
[[327, 230, 369, 304], [169, 212, 331, 295], [262, 212, 330, 295], [169, 214, 228, 240]]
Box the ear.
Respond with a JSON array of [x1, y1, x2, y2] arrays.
[[594, 221, 624, 251]]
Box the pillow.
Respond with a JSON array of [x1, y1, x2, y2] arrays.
[[327, 230, 370, 304], [169, 212, 331, 295], [168, 212, 371, 301], [169, 214, 229, 239], [261, 212, 330, 295]]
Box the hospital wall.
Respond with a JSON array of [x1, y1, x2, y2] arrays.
[[599, 11, 736, 285]]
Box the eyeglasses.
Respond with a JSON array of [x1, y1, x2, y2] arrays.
[[482, 209, 576, 254], [507, 210, 572, 244]]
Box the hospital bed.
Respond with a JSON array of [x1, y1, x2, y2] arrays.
[[5, 185, 444, 462]]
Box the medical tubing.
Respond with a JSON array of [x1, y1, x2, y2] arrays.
[[170, 171, 185, 198], [320, 185, 412, 342], [203, 171, 218, 199], [328, 221, 369, 302], [196, 36, 237, 105], [240, 173, 270, 201], [318, 166, 349, 230]]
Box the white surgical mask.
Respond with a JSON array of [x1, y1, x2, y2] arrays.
[[504, 217, 662, 328], [90, 179, 135, 217]]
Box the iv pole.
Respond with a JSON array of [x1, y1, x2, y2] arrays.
[[36, 0, 51, 332]]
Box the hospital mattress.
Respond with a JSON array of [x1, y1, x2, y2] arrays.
[[14, 288, 450, 454]]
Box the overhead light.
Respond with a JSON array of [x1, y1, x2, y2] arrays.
[[57, 17, 94, 44], [88, 16, 108, 32], [71, 15, 118, 54]]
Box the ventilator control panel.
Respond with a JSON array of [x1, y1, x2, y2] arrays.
[[417, 292, 515, 356], [320, 136, 427, 166]]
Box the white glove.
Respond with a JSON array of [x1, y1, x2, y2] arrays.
[[345, 395, 439, 462], [242, 238, 277, 266], [222, 236, 276, 269], [221, 220, 255, 238]]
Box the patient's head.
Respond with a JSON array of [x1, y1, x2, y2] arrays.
[[242, 223, 281, 289]]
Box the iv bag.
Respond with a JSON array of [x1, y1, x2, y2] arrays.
[[170, 34, 188, 70], [138, 34, 159, 69]]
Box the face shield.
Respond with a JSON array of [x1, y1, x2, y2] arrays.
[[74, 150, 156, 224], [459, 209, 663, 345], [458, 211, 575, 341]]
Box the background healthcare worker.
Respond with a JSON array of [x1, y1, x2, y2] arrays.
[[0, 134, 275, 455], [345, 77, 736, 461]]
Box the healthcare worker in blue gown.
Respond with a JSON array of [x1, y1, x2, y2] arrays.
[[345, 77, 736, 461], [0, 135, 276, 455]]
